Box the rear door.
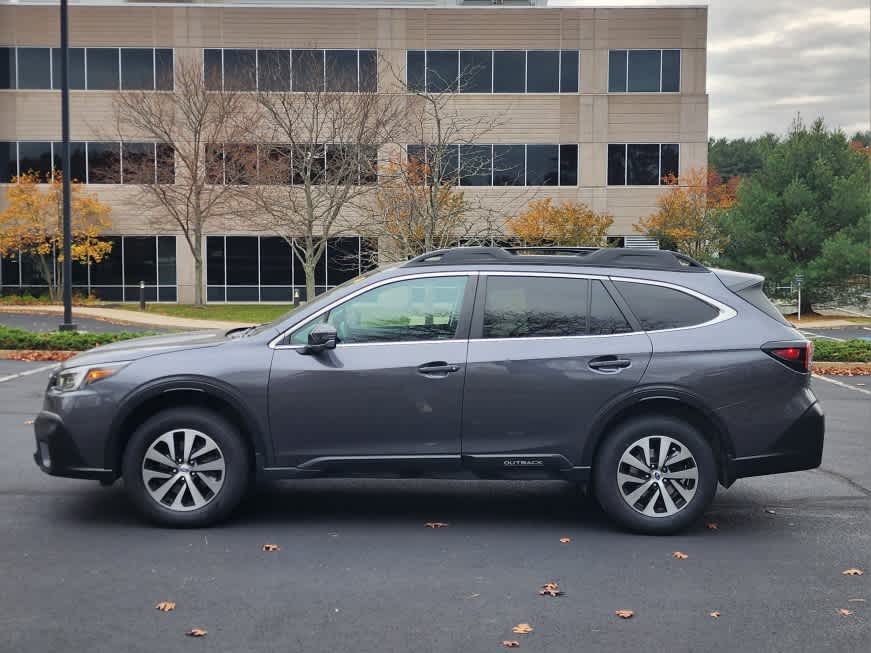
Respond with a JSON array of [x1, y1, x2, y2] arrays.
[[461, 272, 652, 472]]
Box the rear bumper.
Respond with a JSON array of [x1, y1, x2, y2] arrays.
[[727, 401, 824, 482], [33, 411, 115, 482]]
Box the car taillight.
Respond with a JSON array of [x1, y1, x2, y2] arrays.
[[763, 342, 812, 373]]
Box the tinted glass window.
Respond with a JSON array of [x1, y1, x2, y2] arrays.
[[359, 50, 377, 92], [626, 144, 660, 185], [17, 48, 51, 89], [661, 143, 679, 182], [526, 50, 559, 93], [0, 48, 13, 89], [260, 237, 292, 285], [559, 144, 578, 186], [293, 49, 324, 92], [121, 48, 153, 90], [427, 144, 459, 185], [257, 49, 289, 91], [327, 237, 361, 285], [292, 144, 326, 185], [607, 144, 626, 185], [21, 253, 49, 285], [614, 281, 719, 331], [627, 50, 660, 92], [406, 50, 425, 92], [53, 141, 87, 182], [460, 50, 491, 93], [589, 281, 632, 335], [608, 50, 627, 92], [460, 144, 492, 186], [203, 49, 222, 90], [325, 50, 358, 92], [157, 236, 176, 285], [90, 236, 122, 285], [526, 144, 558, 186], [52, 47, 85, 89], [155, 49, 173, 90], [124, 236, 157, 285], [87, 48, 120, 90], [661, 49, 680, 92], [493, 51, 525, 93], [87, 142, 120, 183], [206, 236, 225, 286], [359, 144, 378, 185], [483, 276, 588, 338], [493, 144, 524, 186], [0, 141, 15, 182], [224, 143, 256, 184], [1, 250, 20, 285], [295, 275, 467, 344], [156, 144, 175, 184], [258, 144, 292, 184], [560, 50, 579, 93], [226, 236, 258, 285], [122, 142, 155, 184], [223, 49, 256, 91], [18, 141, 53, 181], [426, 50, 458, 93]]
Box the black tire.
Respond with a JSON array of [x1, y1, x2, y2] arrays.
[[593, 416, 717, 535], [122, 407, 250, 527]]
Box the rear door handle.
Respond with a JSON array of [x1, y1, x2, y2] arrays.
[[418, 362, 461, 375], [588, 356, 632, 372]]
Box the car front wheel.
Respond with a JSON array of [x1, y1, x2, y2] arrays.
[[122, 408, 250, 527], [593, 416, 717, 535]]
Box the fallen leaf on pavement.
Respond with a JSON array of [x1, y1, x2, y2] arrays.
[[261, 543, 280, 552], [155, 601, 176, 612], [559, 537, 571, 543], [843, 568, 864, 576], [5, 350, 76, 362], [425, 522, 448, 528], [709, 611, 721, 619], [539, 582, 563, 597], [186, 628, 207, 637], [706, 522, 718, 530], [672, 551, 689, 560], [837, 609, 853, 617], [502, 641, 520, 648], [512, 623, 533, 634], [615, 610, 634, 619]]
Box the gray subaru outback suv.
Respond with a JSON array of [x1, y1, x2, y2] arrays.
[[34, 247, 823, 534]]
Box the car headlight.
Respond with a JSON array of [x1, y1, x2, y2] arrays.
[[54, 362, 130, 392]]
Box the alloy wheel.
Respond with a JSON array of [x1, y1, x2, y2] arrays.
[[616, 435, 699, 517], [141, 429, 226, 512]]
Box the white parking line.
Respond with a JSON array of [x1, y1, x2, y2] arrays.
[[813, 374, 871, 396], [0, 364, 56, 384], [801, 330, 844, 341]]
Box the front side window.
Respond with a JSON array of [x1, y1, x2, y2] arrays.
[[614, 281, 720, 331], [291, 276, 468, 345], [483, 276, 588, 338]]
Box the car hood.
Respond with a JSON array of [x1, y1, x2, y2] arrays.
[[62, 330, 228, 368]]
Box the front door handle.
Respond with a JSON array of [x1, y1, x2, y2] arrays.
[[418, 362, 461, 376], [588, 356, 632, 372]]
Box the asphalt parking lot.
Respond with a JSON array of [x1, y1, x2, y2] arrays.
[[0, 312, 166, 334], [0, 363, 867, 653]]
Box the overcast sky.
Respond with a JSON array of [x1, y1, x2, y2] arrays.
[[551, 0, 871, 139]]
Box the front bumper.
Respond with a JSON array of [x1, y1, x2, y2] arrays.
[[727, 401, 824, 482], [33, 411, 115, 482]]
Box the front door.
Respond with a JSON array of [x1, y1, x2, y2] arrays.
[[461, 273, 652, 472], [268, 273, 475, 470]]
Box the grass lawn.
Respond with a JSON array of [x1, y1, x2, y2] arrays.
[[116, 303, 293, 323]]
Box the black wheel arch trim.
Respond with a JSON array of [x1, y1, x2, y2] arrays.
[[105, 375, 272, 475]]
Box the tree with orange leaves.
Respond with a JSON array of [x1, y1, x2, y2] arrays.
[[507, 198, 613, 247], [0, 172, 113, 300], [634, 168, 735, 263]]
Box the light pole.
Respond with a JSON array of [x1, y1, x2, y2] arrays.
[[58, 0, 76, 332]]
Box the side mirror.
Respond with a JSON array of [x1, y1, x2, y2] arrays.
[[302, 323, 337, 355]]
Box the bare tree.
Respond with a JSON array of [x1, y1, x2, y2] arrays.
[[236, 53, 404, 300], [108, 57, 258, 305]]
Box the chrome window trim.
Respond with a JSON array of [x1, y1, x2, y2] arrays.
[[269, 270, 477, 349]]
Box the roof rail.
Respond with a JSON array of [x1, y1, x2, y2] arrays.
[[403, 246, 708, 272]]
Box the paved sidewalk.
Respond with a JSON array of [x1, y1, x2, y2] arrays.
[[0, 305, 251, 331]]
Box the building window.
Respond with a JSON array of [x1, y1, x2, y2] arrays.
[[51, 47, 86, 90], [0, 235, 177, 302], [86, 48, 120, 90], [206, 235, 377, 303], [607, 143, 680, 186], [407, 143, 578, 187], [407, 49, 579, 94], [608, 49, 681, 93], [17, 47, 52, 89], [0, 47, 13, 89], [17, 141, 53, 181]]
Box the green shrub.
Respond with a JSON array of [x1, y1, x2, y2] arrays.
[[812, 338, 871, 363], [0, 325, 154, 351]]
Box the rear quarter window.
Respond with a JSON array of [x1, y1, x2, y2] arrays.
[[613, 281, 720, 331]]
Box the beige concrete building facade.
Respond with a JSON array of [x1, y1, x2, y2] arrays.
[[0, 0, 708, 303]]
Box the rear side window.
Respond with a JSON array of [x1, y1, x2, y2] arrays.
[[483, 276, 588, 338], [614, 281, 719, 331], [589, 281, 632, 335]]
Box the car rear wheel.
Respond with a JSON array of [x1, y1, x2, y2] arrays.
[[122, 408, 250, 527], [593, 416, 717, 535]]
